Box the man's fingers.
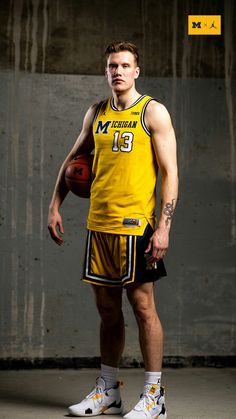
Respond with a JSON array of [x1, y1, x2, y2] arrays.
[[145, 240, 152, 254], [147, 248, 167, 263], [144, 232, 168, 261], [157, 250, 166, 260], [58, 221, 64, 234], [48, 223, 64, 245]]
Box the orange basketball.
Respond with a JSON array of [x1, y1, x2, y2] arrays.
[[65, 154, 94, 198]]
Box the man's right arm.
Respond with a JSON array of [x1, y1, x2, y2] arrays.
[[48, 104, 98, 245]]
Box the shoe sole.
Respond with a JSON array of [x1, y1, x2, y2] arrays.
[[68, 406, 123, 417], [123, 411, 167, 419]]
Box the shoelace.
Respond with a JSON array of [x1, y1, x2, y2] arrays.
[[135, 393, 155, 411], [86, 383, 104, 401], [134, 384, 161, 411]]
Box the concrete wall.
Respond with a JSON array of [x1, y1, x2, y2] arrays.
[[0, 0, 235, 364]]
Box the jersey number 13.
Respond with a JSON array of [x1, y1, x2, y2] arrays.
[[112, 131, 134, 153]]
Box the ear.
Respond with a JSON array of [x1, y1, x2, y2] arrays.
[[105, 67, 108, 78], [134, 66, 140, 79]]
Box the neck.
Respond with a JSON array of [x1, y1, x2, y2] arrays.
[[112, 87, 141, 110]]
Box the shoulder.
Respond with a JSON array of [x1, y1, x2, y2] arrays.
[[87, 98, 109, 114], [83, 99, 111, 130], [88, 102, 101, 115], [145, 100, 172, 132], [90, 98, 110, 116], [83, 102, 103, 123], [81, 103, 101, 132]]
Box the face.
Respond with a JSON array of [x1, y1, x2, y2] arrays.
[[105, 51, 140, 93]]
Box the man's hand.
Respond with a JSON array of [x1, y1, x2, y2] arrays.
[[145, 227, 169, 263], [48, 210, 64, 246]]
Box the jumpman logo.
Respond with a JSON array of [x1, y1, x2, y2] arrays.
[[209, 21, 217, 29]]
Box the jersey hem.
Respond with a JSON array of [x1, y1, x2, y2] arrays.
[[86, 223, 147, 236], [87, 217, 156, 236]]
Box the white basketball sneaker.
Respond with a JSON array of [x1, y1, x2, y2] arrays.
[[68, 376, 123, 416], [123, 385, 167, 418]]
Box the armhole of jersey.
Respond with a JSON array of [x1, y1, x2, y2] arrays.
[[141, 98, 158, 137], [92, 101, 104, 126]]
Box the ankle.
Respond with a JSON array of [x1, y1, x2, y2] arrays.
[[101, 363, 119, 389], [144, 371, 162, 395]]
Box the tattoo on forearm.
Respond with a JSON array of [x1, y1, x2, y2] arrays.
[[163, 199, 175, 227]]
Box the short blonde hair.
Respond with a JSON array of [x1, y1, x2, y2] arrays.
[[105, 41, 139, 65]]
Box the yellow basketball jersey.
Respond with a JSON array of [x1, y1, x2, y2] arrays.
[[87, 95, 158, 235]]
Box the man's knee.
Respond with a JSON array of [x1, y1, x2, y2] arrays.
[[97, 301, 123, 324], [132, 299, 154, 323], [127, 284, 156, 323], [92, 285, 123, 324]]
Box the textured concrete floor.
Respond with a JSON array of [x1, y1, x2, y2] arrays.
[[0, 368, 235, 418]]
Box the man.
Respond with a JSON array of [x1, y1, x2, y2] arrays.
[[48, 41, 178, 418]]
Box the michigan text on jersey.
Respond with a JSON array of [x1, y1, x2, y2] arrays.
[[95, 120, 137, 134]]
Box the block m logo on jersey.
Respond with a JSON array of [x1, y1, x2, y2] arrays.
[[95, 120, 111, 134]]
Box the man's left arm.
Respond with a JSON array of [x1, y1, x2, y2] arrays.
[[145, 101, 179, 262]]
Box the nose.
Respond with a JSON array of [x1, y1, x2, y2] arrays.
[[114, 65, 122, 75]]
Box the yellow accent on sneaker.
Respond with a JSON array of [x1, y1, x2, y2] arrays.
[[149, 384, 158, 395], [92, 393, 103, 400]]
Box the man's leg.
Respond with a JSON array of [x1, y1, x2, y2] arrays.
[[92, 284, 125, 367], [124, 282, 167, 418], [126, 282, 163, 371], [68, 285, 124, 417]]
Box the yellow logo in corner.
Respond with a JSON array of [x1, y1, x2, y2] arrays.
[[188, 15, 221, 35]]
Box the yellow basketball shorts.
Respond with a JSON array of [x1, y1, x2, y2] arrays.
[[82, 224, 167, 287]]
